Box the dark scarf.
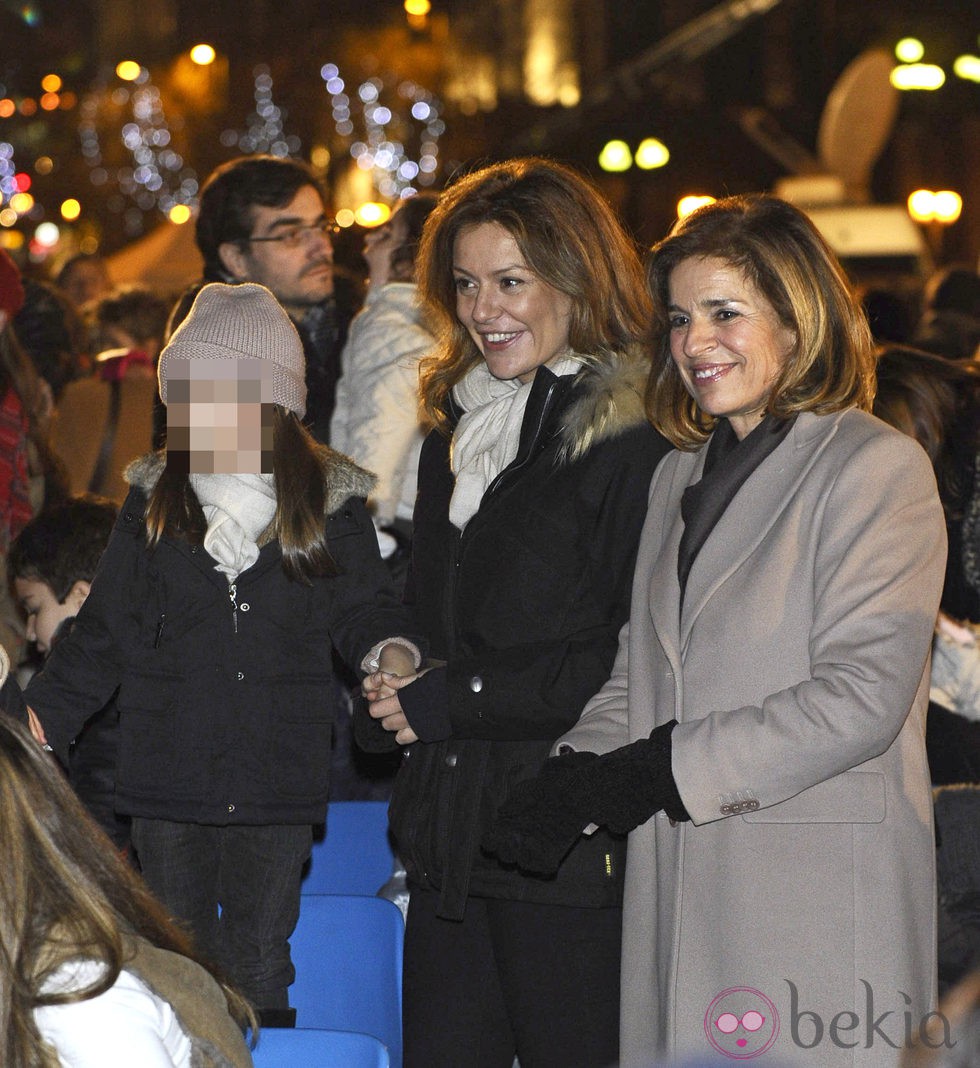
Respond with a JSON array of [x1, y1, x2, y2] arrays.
[[678, 414, 795, 601]]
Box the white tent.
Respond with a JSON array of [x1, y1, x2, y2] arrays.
[[106, 220, 203, 294]]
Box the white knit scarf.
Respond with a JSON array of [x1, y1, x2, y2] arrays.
[[189, 472, 277, 580], [448, 355, 583, 530]]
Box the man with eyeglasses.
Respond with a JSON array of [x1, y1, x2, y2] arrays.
[[193, 155, 359, 444]]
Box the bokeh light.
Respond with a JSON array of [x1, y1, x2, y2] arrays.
[[190, 44, 216, 66]]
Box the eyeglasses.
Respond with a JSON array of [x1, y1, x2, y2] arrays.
[[246, 221, 340, 249], [714, 1011, 766, 1034]]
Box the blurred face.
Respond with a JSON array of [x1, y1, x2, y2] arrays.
[[166, 359, 274, 473], [668, 255, 796, 440], [220, 185, 334, 318], [452, 222, 573, 385], [15, 577, 85, 655], [61, 260, 111, 309], [363, 210, 408, 287]]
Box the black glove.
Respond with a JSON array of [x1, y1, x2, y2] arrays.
[[483, 721, 688, 875]]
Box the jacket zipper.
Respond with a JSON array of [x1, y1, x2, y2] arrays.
[[228, 581, 238, 634]]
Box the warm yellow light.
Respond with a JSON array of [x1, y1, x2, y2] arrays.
[[335, 208, 356, 229], [41, 73, 62, 93], [40, 92, 60, 111], [677, 195, 716, 219], [890, 63, 945, 90], [9, 192, 34, 215], [355, 202, 392, 228], [35, 156, 53, 175], [0, 99, 14, 118], [189, 44, 216, 66], [907, 189, 936, 222], [404, 0, 431, 14], [60, 198, 81, 221], [953, 55, 980, 82], [310, 145, 331, 170], [116, 61, 142, 82], [169, 204, 192, 225], [0, 209, 18, 229], [894, 38, 924, 63], [634, 138, 670, 170], [932, 190, 963, 224], [598, 140, 632, 173]]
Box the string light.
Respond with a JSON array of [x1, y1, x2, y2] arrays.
[[78, 69, 199, 234], [320, 63, 444, 199], [220, 65, 301, 158]]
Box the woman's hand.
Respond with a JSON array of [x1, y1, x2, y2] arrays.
[[363, 671, 420, 745]]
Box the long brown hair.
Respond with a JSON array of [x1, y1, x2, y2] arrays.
[[0, 715, 254, 1067], [417, 156, 652, 434], [145, 405, 336, 582], [645, 193, 876, 450]]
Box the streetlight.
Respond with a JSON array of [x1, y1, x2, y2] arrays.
[[907, 189, 963, 260]]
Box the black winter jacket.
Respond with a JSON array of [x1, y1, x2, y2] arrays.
[[359, 360, 672, 919], [26, 447, 421, 826]]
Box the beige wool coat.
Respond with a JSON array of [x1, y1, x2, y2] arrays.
[[559, 409, 948, 1067]]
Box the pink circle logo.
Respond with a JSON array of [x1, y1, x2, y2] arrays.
[[703, 987, 780, 1059]]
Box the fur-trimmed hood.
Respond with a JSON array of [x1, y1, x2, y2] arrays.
[[124, 444, 376, 517], [555, 354, 650, 463]]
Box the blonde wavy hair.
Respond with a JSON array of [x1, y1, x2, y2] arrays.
[[0, 715, 254, 1067], [645, 193, 876, 450]]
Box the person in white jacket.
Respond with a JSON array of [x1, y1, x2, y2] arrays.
[[331, 194, 439, 561]]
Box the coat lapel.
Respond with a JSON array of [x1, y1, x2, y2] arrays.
[[678, 412, 845, 651]]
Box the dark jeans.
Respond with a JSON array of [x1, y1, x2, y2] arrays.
[[403, 887, 622, 1068], [130, 818, 312, 1011]]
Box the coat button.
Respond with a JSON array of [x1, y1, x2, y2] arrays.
[[720, 803, 732, 815], [237, 671, 245, 681], [240, 602, 250, 611], [445, 753, 458, 768], [746, 799, 760, 811], [227, 803, 236, 813], [469, 676, 483, 693]]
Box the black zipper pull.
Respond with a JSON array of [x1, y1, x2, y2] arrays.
[[154, 613, 166, 648]]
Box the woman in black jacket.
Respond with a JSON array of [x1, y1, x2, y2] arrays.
[[23, 282, 422, 1026], [360, 158, 672, 1067]]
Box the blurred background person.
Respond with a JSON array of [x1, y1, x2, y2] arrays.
[[360, 157, 671, 1068], [911, 264, 980, 363], [52, 286, 169, 503], [9, 494, 131, 855], [0, 252, 68, 668], [0, 709, 254, 1067], [330, 192, 439, 579], [53, 251, 113, 317], [874, 343, 980, 993]]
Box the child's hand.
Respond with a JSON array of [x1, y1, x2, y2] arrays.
[[377, 642, 416, 678]]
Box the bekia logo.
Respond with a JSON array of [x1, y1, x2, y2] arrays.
[[704, 981, 956, 1059], [703, 987, 780, 1060]]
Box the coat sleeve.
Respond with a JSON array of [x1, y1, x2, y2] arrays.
[[320, 494, 426, 675], [24, 506, 140, 762], [440, 432, 669, 742], [550, 453, 675, 756], [672, 428, 947, 825], [329, 290, 434, 525]]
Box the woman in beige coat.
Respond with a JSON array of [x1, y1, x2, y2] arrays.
[[485, 194, 949, 1067]]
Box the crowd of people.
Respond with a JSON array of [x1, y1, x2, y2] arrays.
[[0, 150, 977, 1067]]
